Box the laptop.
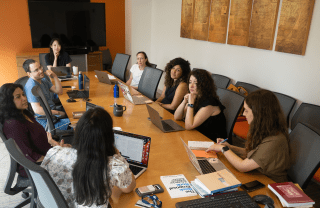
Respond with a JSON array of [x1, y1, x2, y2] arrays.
[[118, 82, 152, 105], [51, 66, 76, 81], [114, 130, 151, 179], [180, 138, 231, 175], [67, 74, 90, 99], [146, 104, 184, 133], [94, 70, 117, 85]]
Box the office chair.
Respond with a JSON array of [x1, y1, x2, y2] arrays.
[[14, 76, 29, 88], [102, 49, 113, 71], [211, 74, 231, 89], [0, 123, 33, 208], [39, 53, 49, 73], [31, 85, 74, 144], [216, 88, 245, 144], [234, 81, 260, 94], [111, 53, 131, 82], [138, 67, 163, 101], [291, 103, 320, 134], [150, 63, 157, 68], [273, 92, 296, 127], [5, 138, 69, 208], [287, 123, 320, 189]]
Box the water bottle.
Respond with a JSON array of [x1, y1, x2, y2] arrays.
[[78, 71, 83, 90], [113, 83, 119, 98]]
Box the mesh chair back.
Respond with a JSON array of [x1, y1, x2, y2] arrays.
[[288, 123, 320, 189], [235, 82, 260, 94], [273, 92, 296, 127], [150, 63, 157, 68], [14, 76, 29, 87], [291, 103, 320, 134], [39, 53, 49, 72], [138, 67, 163, 100], [102, 49, 112, 70], [216, 88, 245, 144], [211, 74, 231, 89], [111, 53, 131, 82], [5, 138, 69, 208]]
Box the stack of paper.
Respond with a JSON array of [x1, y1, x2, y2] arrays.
[[188, 141, 214, 150]]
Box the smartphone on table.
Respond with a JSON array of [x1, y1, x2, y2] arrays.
[[240, 180, 265, 192], [135, 184, 164, 197]]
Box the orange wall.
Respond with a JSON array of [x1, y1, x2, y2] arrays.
[[0, 0, 125, 86]]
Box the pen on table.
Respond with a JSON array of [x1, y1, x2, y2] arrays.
[[219, 138, 228, 144]]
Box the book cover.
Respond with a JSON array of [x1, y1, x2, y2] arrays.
[[160, 174, 197, 198], [268, 182, 314, 207]]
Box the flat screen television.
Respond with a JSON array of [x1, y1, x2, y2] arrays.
[[28, 1, 106, 49]]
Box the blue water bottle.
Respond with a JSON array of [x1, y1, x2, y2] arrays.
[[114, 83, 119, 98], [78, 71, 83, 90]]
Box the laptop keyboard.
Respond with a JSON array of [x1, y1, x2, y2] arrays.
[[67, 90, 87, 98], [198, 159, 216, 174], [129, 165, 143, 175], [175, 191, 260, 208], [162, 121, 175, 131]]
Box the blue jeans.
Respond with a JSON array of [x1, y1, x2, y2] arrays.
[[36, 117, 71, 131]]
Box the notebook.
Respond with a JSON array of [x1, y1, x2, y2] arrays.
[[51, 66, 76, 81], [146, 104, 184, 133], [94, 70, 117, 85], [114, 130, 151, 179], [118, 82, 152, 105], [67, 74, 90, 99], [180, 138, 231, 175]]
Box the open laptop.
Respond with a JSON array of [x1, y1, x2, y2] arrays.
[[180, 138, 231, 175], [114, 130, 151, 179], [94, 70, 117, 85], [146, 104, 184, 133], [118, 82, 152, 105], [51, 66, 76, 81], [67, 74, 90, 99]]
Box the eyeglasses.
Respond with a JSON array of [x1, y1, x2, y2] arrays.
[[141, 195, 162, 208], [30, 66, 43, 73]]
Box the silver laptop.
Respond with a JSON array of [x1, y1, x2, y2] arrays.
[[146, 104, 184, 133], [94, 70, 117, 85], [118, 82, 152, 105], [51, 66, 76, 81], [180, 138, 231, 175], [114, 130, 151, 179]]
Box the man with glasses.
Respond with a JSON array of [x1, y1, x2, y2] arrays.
[[23, 59, 70, 130]]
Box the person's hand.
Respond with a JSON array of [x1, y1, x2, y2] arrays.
[[188, 93, 197, 104], [183, 94, 190, 103], [57, 111, 66, 117], [54, 51, 60, 59], [158, 102, 163, 106], [206, 143, 224, 153], [115, 147, 120, 154], [47, 132, 60, 147], [217, 138, 229, 146], [45, 69, 57, 78], [58, 139, 72, 148]]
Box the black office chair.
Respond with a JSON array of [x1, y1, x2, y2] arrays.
[[291, 103, 320, 134], [216, 88, 245, 144], [0, 123, 33, 208], [31, 85, 74, 144], [287, 123, 320, 189], [211, 74, 231, 89], [111, 53, 131, 82], [137, 67, 163, 101], [273, 92, 296, 127], [14, 76, 29, 88], [5, 138, 69, 208], [39, 53, 49, 73], [150, 63, 157, 68], [234, 81, 260, 94], [102, 48, 113, 72]]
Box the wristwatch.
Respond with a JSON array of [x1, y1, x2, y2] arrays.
[[187, 103, 194, 108], [221, 146, 230, 154]]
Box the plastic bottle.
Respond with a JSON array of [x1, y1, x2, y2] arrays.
[[113, 83, 119, 98], [78, 71, 83, 90]]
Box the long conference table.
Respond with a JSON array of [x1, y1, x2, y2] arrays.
[[58, 71, 282, 207]]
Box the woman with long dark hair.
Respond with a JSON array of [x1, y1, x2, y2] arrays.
[[0, 83, 64, 178], [156, 57, 191, 113], [41, 108, 136, 207], [126, 51, 152, 90], [174, 69, 227, 142], [206, 89, 290, 182], [45, 38, 72, 70]]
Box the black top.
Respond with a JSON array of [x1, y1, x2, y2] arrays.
[[195, 97, 227, 142], [161, 84, 179, 114], [45, 51, 72, 66]]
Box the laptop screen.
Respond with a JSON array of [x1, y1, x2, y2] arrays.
[[114, 130, 151, 168]]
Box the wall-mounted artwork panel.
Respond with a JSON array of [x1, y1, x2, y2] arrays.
[[193, 0, 211, 41], [181, 0, 195, 39]]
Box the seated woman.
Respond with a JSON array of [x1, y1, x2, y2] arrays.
[[45, 38, 72, 70], [174, 69, 227, 142], [206, 89, 290, 183], [126, 51, 152, 90], [41, 107, 136, 207], [156, 57, 190, 114], [0, 83, 65, 178]]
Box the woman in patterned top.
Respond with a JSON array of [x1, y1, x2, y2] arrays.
[[41, 108, 136, 207]]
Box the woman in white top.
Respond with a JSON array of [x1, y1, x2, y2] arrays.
[[126, 51, 152, 90]]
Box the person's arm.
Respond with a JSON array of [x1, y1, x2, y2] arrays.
[[160, 82, 188, 111], [174, 94, 189, 120], [216, 138, 247, 159], [126, 73, 134, 88], [46, 69, 63, 95], [119, 173, 136, 193], [66, 63, 71, 67], [52, 51, 59, 67], [155, 86, 167, 103], [30, 102, 65, 116]]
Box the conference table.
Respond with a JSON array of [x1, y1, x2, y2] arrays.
[[58, 71, 282, 207]]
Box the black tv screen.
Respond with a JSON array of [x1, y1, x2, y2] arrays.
[[28, 1, 106, 48]]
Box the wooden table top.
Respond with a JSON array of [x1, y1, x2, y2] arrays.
[[58, 71, 281, 208]]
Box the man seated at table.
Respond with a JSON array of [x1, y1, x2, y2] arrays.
[[23, 59, 70, 130]]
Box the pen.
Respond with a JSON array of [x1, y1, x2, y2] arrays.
[[219, 138, 228, 144]]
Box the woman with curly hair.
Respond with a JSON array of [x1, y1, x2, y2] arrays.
[[174, 69, 227, 142], [206, 89, 290, 182], [156, 57, 191, 113]]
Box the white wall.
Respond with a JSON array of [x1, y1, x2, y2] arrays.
[[129, 0, 320, 106]]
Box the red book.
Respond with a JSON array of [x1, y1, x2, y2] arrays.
[[268, 182, 315, 207]]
